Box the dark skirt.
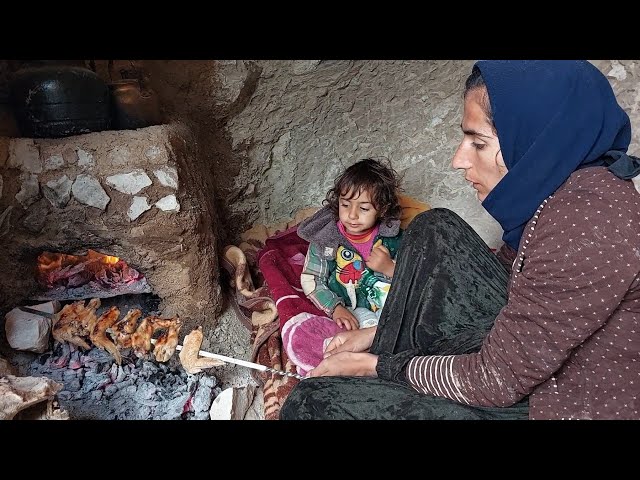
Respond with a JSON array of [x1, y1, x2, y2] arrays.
[[280, 208, 529, 420]]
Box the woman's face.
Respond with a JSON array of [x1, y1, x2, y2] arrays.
[[451, 87, 507, 202]]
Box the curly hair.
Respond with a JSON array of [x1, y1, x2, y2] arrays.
[[323, 158, 402, 227]]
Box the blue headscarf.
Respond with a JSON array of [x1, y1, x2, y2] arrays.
[[477, 60, 636, 250]]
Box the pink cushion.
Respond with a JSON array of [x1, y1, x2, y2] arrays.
[[282, 313, 344, 376]]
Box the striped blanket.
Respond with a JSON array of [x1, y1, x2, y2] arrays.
[[223, 226, 324, 419]]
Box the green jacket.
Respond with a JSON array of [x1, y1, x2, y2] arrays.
[[297, 206, 402, 315]]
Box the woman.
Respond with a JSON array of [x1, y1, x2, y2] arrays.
[[280, 60, 640, 420]]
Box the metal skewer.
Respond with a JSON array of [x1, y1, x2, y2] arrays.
[[150, 338, 304, 380], [23, 302, 304, 380], [18, 305, 55, 318]]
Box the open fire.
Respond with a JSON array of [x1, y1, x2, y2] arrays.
[[0, 247, 227, 420], [35, 250, 152, 301], [27, 341, 219, 420], [4, 290, 225, 419], [1, 123, 228, 419]]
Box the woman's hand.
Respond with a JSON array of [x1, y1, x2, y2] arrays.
[[366, 245, 395, 278], [308, 352, 378, 378], [324, 326, 377, 357], [332, 304, 360, 330]]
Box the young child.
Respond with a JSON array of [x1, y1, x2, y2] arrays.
[[297, 158, 403, 331]]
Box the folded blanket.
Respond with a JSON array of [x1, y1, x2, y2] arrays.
[[257, 227, 324, 329], [259, 227, 351, 376], [222, 226, 319, 419]]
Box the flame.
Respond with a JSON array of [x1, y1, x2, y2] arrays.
[[37, 249, 136, 289], [85, 249, 119, 265]]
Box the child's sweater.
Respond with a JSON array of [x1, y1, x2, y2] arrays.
[[297, 206, 402, 315]]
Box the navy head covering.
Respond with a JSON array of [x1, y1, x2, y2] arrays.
[[476, 60, 633, 250]]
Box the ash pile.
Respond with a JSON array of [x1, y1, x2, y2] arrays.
[[27, 343, 218, 420], [4, 297, 224, 420]]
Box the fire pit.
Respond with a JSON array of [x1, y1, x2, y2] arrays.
[[4, 293, 226, 420], [35, 250, 151, 300], [0, 124, 223, 334], [0, 123, 257, 420], [28, 342, 218, 420]]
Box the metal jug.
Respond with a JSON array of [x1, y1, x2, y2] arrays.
[[109, 79, 162, 130]]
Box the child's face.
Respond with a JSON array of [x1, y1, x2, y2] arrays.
[[338, 188, 379, 235]]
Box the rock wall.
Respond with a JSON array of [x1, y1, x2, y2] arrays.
[[143, 60, 640, 249], [2, 60, 639, 251], [228, 60, 640, 248]]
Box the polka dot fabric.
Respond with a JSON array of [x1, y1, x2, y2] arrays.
[[406, 168, 640, 419]]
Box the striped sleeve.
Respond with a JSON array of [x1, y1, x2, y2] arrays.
[[405, 356, 471, 405]]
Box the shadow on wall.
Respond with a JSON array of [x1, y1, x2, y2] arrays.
[[136, 60, 264, 246]]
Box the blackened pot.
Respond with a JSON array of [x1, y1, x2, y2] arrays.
[[9, 66, 111, 138]]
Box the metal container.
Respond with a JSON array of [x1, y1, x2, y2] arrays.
[[9, 65, 111, 138], [109, 79, 162, 130]]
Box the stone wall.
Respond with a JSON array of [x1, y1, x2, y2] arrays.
[[0, 124, 222, 333], [140, 60, 497, 242], [225, 60, 486, 240], [222, 60, 640, 248]]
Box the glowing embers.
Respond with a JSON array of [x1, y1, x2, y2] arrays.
[[35, 250, 151, 300]]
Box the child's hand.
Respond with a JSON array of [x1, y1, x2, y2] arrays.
[[332, 305, 360, 331], [366, 245, 395, 277]]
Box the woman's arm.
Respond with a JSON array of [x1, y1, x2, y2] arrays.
[[405, 192, 639, 406]]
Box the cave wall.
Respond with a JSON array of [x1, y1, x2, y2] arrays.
[[3, 60, 639, 249], [143, 59, 640, 248]]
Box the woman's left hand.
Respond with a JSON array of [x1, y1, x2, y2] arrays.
[[307, 352, 378, 378]]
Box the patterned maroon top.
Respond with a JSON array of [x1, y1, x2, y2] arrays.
[[405, 167, 640, 419]]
